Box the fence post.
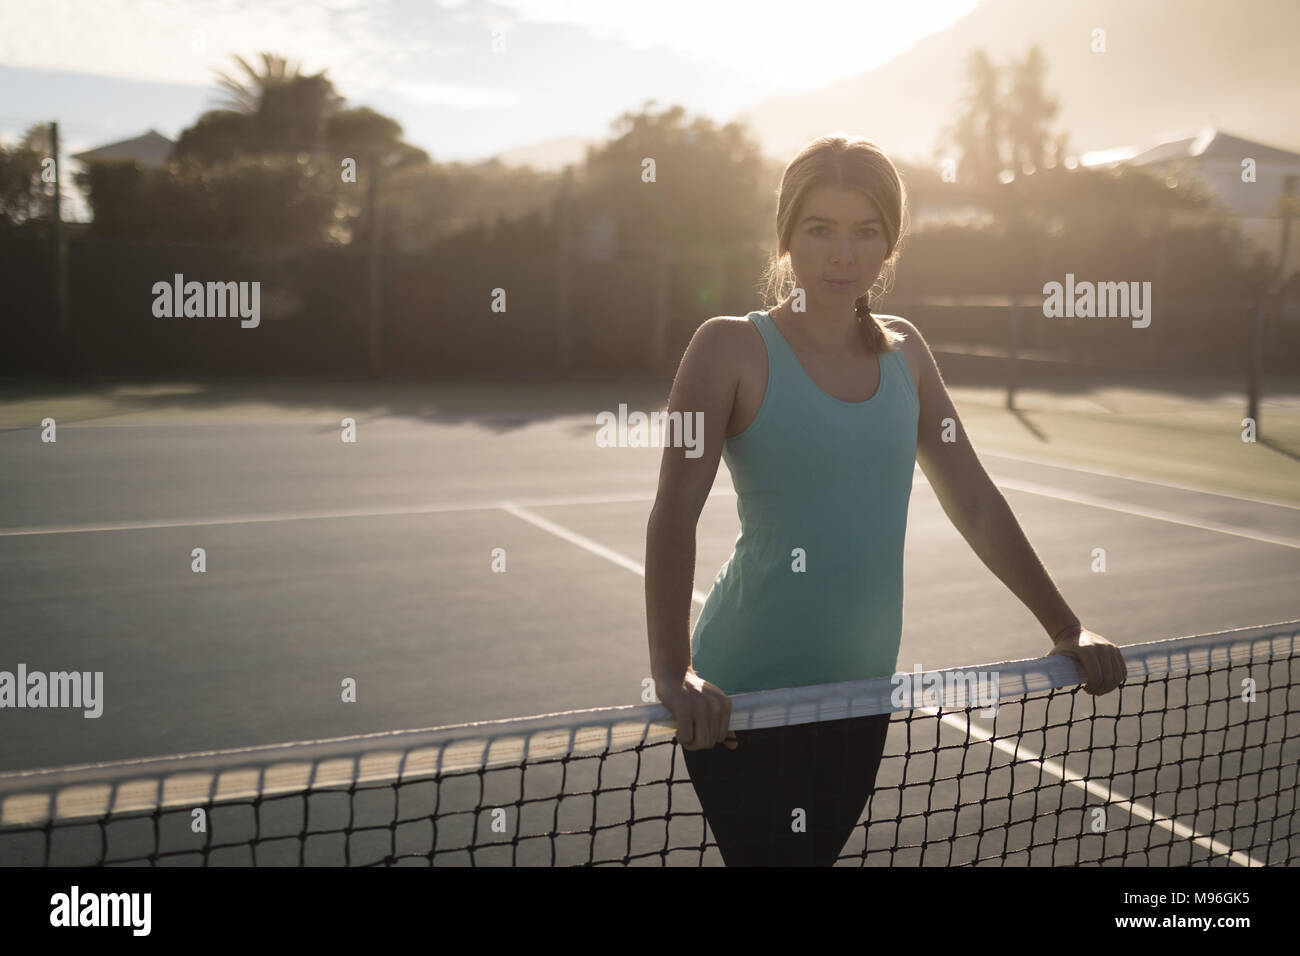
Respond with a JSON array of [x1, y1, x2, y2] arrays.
[[1246, 300, 1262, 430], [1006, 294, 1020, 409], [711, 250, 726, 314], [651, 244, 670, 375], [51, 121, 69, 340], [553, 170, 573, 377], [366, 148, 383, 378]]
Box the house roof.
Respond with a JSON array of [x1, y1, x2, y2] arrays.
[[1125, 127, 1300, 168], [71, 129, 174, 167]]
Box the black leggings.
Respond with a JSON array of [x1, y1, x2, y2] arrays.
[[681, 713, 891, 866]]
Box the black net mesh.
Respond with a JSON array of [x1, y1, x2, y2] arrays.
[[2, 622, 1296, 866]]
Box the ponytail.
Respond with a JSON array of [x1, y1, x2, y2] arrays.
[[855, 293, 892, 352]]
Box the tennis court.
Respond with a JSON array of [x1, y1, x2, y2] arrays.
[[0, 380, 1298, 865]]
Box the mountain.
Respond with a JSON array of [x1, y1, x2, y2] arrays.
[[497, 0, 1300, 171], [735, 0, 1300, 165]]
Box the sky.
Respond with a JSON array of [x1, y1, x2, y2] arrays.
[[0, 0, 977, 168]]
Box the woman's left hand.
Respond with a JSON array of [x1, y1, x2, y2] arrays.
[[1048, 625, 1127, 695]]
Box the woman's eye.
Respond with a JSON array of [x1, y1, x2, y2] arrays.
[[810, 227, 876, 238]]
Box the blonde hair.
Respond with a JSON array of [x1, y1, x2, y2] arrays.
[[760, 134, 910, 353]]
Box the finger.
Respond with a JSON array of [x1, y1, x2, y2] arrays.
[[677, 712, 698, 750], [702, 700, 719, 748], [686, 707, 707, 749], [1097, 648, 1117, 694], [723, 732, 739, 750], [1077, 649, 1100, 694], [1098, 649, 1119, 694], [711, 699, 728, 747], [1109, 646, 1128, 692]]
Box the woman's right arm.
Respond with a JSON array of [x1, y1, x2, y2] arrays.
[[645, 318, 741, 751]]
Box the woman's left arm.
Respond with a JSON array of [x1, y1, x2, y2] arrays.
[[889, 317, 1127, 695]]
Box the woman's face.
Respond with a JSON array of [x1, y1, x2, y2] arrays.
[[785, 183, 889, 311]]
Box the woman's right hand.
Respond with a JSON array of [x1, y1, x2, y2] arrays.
[[657, 669, 738, 751]]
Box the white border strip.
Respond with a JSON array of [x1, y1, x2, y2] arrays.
[[978, 449, 1300, 512]]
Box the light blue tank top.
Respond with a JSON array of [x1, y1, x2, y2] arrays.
[[689, 310, 919, 693]]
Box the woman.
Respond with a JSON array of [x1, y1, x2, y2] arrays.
[[644, 134, 1127, 866]]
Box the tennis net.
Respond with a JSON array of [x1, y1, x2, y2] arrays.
[[1, 620, 1296, 866]]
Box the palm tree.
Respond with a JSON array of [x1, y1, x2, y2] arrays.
[[200, 52, 343, 155], [211, 52, 306, 114]]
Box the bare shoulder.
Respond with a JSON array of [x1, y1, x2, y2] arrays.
[[686, 314, 763, 376], [697, 314, 763, 349], [673, 315, 767, 439]]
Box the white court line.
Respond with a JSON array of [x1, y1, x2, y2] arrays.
[[12, 412, 1293, 512], [0, 479, 931, 537], [977, 476, 1300, 550], [499, 502, 712, 606], [927, 707, 1265, 867], [0, 413, 558, 429], [0, 490, 695, 537], [0, 471, 1290, 549], [500, 497, 1265, 866], [978, 449, 1300, 512]]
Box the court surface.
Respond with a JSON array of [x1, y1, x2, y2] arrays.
[[1, 377, 1298, 779]]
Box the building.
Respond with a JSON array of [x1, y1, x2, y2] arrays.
[[1106, 128, 1300, 295], [71, 129, 175, 169]]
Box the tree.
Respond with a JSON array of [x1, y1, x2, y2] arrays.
[[1005, 46, 1060, 176], [942, 45, 1066, 187], [130, 51, 433, 246], [945, 50, 1006, 187], [174, 53, 421, 168], [0, 124, 54, 228], [575, 102, 768, 252], [175, 53, 345, 162], [211, 52, 309, 114]]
